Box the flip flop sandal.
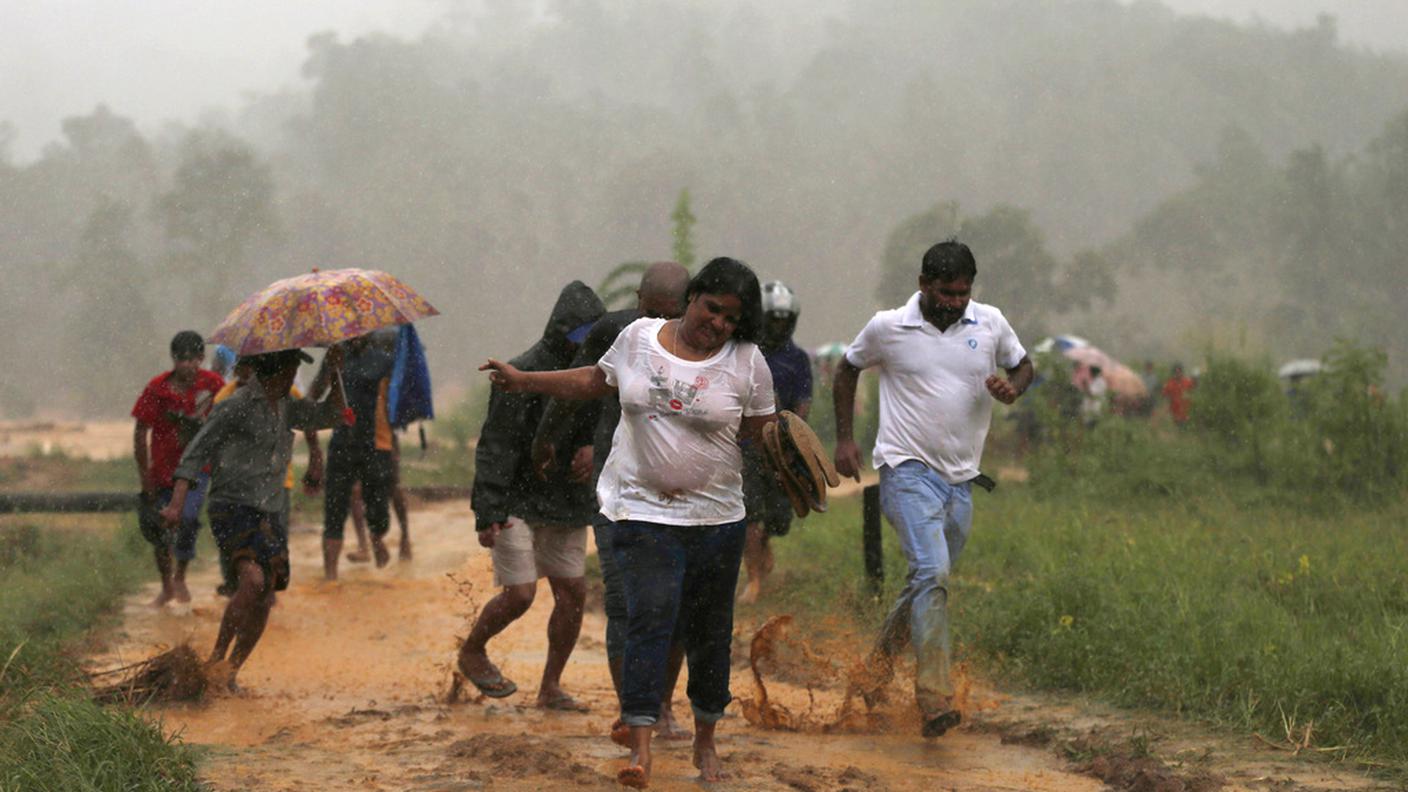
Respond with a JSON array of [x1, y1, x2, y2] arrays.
[[459, 662, 518, 699], [539, 692, 590, 712]]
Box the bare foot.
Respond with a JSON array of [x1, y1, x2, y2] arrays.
[[693, 739, 728, 782], [655, 708, 692, 740], [149, 588, 174, 608], [346, 549, 371, 563], [398, 539, 412, 561], [736, 580, 761, 605], [372, 538, 390, 568], [617, 764, 648, 788], [456, 644, 496, 682], [173, 580, 192, 603]]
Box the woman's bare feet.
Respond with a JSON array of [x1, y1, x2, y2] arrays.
[[619, 726, 652, 788], [692, 721, 727, 782]]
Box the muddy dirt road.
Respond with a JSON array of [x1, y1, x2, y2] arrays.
[[90, 501, 1386, 791]]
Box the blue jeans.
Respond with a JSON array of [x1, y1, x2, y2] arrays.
[[611, 520, 747, 727], [876, 461, 973, 716], [592, 517, 628, 665]]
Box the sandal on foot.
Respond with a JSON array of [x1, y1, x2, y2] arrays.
[[538, 691, 590, 712], [458, 661, 518, 699], [617, 765, 648, 789], [922, 709, 962, 738]]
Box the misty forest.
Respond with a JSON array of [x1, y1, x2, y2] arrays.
[[3, 0, 1407, 415]]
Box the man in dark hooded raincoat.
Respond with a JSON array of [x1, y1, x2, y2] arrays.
[[458, 280, 605, 710]]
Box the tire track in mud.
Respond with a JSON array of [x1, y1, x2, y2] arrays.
[[86, 500, 1384, 791]]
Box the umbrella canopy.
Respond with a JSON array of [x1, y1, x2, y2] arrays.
[[1278, 359, 1323, 379], [209, 268, 439, 356], [1033, 335, 1091, 354], [1062, 345, 1147, 400]]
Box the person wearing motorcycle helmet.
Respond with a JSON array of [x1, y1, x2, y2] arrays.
[[739, 280, 814, 604]]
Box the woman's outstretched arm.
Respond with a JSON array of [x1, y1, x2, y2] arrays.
[[479, 359, 614, 401]]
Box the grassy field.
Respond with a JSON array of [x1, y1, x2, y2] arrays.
[[766, 438, 1408, 772], [0, 518, 202, 791]]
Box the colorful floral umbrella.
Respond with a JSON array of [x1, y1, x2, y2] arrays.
[[208, 268, 439, 356]]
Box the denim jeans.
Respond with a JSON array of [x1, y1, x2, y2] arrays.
[[876, 460, 973, 716], [611, 519, 747, 727], [592, 516, 628, 665]]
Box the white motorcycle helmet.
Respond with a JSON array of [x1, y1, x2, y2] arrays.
[[761, 281, 800, 348]]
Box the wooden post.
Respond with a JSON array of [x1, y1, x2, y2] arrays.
[[862, 484, 883, 595]]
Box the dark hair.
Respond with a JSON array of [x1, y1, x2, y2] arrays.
[[686, 257, 764, 343], [245, 349, 307, 379], [170, 330, 205, 359], [920, 240, 977, 282]]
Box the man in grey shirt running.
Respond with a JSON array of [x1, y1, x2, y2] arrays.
[[162, 347, 345, 689]]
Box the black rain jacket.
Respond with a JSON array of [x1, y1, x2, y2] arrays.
[[471, 281, 605, 531]]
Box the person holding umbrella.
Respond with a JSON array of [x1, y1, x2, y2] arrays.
[[160, 347, 347, 690]]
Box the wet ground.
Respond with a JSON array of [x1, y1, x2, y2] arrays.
[[88, 500, 1394, 791]]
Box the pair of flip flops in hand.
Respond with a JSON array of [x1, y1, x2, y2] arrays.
[[760, 410, 842, 518]]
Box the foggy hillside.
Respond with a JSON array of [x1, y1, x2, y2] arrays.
[[3, 0, 1407, 416]]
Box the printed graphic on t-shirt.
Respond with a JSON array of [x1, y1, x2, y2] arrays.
[[647, 368, 712, 418]]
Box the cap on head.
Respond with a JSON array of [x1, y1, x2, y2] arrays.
[[761, 280, 800, 318], [170, 330, 205, 360]]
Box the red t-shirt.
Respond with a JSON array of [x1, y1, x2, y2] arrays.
[[132, 369, 225, 488], [1162, 376, 1196, 424]]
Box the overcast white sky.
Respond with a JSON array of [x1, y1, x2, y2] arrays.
[[2, 0, 1405, 163]]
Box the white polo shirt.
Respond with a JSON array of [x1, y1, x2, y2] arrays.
[[845, 292, 1026, 484]]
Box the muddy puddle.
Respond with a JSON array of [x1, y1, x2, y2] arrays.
[[88, 500, 1390, 791]]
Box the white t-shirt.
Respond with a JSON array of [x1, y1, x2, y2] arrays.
[[596, 317, 776, 525], [845, 293, 1026, 484]]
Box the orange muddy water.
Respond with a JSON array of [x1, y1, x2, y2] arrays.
[[88, 500, 1388, 791]]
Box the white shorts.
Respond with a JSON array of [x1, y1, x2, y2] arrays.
[[491, 517, 588, 587]]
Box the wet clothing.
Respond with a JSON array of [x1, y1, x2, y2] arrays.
[[137, 477, 209, 561], [132, 369, 224, 488], [472, 281, 605, 532], [761, 340, 813, 413], [742, 446, 794, 536], [611, 519, 747, 726], [1163, 375, 1196, 424], [490, 518, 589, 586], [531, 307, 637, 664], [845, 293, 1026, 484], [209, 501, 290, 592], [596, 317, 775, 525], [744, 339, 813, 533], [174, 384, 340, 513], [875, 460, 973, 711], [324, 345, 396, 540]]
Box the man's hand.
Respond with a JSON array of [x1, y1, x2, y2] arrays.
[[479, 359, 526, 392], [569, 446, 594, 484], [478, 522, 506, 548], [834, 438, 863, 483], [985, 374, 1021, 405], [531, 439, 556, 481], [158, 502, 181, 531]]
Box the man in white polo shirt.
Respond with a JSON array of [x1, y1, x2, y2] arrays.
[[833, 239, 1034, 739]]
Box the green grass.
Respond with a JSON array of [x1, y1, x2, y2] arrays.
[[0, 519, 202, 791], [769, 474, 1408, 770]]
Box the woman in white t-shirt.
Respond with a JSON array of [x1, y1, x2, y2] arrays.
[[480, 258, 776, 787]]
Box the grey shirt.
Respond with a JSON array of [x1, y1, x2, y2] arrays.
[[173, 383, 341, 513]]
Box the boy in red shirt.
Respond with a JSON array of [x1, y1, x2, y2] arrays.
[[132, 331, 225, 606]]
